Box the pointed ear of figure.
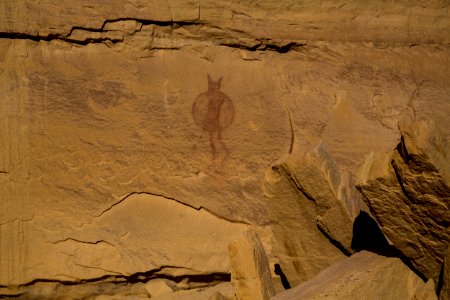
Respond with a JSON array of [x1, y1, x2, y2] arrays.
[[207, 74, 213, 85]]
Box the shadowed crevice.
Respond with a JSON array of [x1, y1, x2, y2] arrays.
[[351, 210, 427, 281], [351, 211, 392, 255], [274, 263, 291, 290]]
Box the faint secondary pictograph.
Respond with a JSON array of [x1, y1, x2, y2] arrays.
[[192, 74, 235, 163]]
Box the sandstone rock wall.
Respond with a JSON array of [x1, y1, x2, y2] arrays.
[[357, 121, 450, 281], [1, 0, 449, 298]]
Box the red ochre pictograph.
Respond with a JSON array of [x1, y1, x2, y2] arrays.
[[192, 74, 235, 161]]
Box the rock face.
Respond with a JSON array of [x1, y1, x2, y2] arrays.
[[263, 143, 368, 285], [6, 193, 254, 283], [413, 279, 438, 300], [271, 251, 425, 300], [357, 121, 450, 281], [264, 159, 346, 286], [1, 0, 449, 298], [297, 143, 368, 254], [441, 245, 450, 300], [228, 231, 275, 300]]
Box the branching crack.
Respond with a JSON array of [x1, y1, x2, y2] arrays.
[[0, 17, 306, 53], [95, 191, 200, 218], [50, 237, 115, 248], [16, 264, 230, 288], [220, 40, 306, 53], [95, 191, 251, 225], [0, 18, 201, 46]]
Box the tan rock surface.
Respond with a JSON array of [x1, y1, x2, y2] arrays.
[[18, 193, 256, 283], [297, 143, 368, 253], [264, 159, 346, 286], [441, 245, 450, 300], [1, 1, 449, 44], [271, 251, 425, 300], [1, 1, 449, 297], [414, 279, 438, 300], [228, 231, 275, 300], [152, 283, 236, 300], [263, 143, 368, 285], [144, 279, 175, 297], [357, 121, 450, 281]]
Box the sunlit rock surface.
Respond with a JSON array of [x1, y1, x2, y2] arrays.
[[272, 251, 425, 300], [1, 0, 449, 299], [357, 121, 450, 281]]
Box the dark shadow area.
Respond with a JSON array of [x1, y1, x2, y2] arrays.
[[351, 211, 395, 256], [437, 262, 445, 297], [351, 210, 427, 281], [274, 263, 291, 290]]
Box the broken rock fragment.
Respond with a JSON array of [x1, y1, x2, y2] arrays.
[[413, 279, 438, 300], [271, 251, 425, 300], [144, 279, 175, 298], [357, 121, 450, 281], [264, 143, 367, 285], [228, 231, 275, 300]]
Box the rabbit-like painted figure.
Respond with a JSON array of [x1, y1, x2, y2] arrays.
[[192, 74, 235, 160]]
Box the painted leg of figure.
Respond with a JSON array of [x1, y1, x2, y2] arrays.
[[209, 132, 217, 160], [217, 129, 229, 160]]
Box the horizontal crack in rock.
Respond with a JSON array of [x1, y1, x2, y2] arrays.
[[50, 238, 115, 248], [0, 17, 308, 53], [220, 41, 306, 53], [0, 18, 201, 45], [14, 265, 230, 288]]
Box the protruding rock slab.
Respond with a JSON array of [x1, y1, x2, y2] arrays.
[[413, 279, 438, 300], [271, 251, 425, 300], [264, 143, 367, 284], [357, 121, 450, 281], [296, 143, 368, 253], [228, 231, 275, 300]]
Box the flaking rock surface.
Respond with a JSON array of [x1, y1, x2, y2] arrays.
[[357, 121, 450, 281]]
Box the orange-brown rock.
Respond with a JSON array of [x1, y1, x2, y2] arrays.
[[264, 143, 370, 285], [1, 1, 449, 298], [441, 245, 450, 300], [264, 159, 346, 286], [357, 121, 450, 281], [228, 231, 275, 300], [271, 251, 425, 300], [413, 279, 438, 300]]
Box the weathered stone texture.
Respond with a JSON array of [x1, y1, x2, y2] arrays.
[[414, 279, 438, 300], [357, 121, 450, 281], [264, 159, 346, 286], [1, 0, 449, 298], [271, 251, 425, 300], [228, 231, 275, 300], [263, 142, 371, 285], [441, 245, 450, 300]]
